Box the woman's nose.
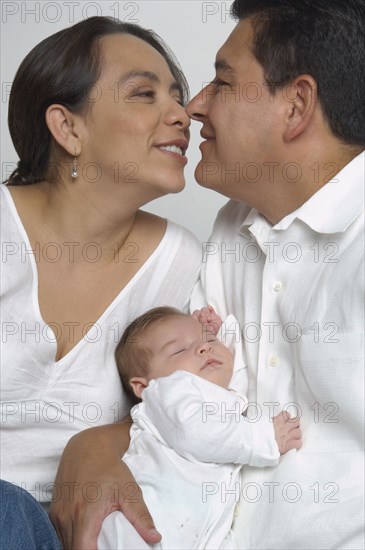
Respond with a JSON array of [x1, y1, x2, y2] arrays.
[[165, 100, 191, 131]]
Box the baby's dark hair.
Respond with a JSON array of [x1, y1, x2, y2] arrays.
[[116, 306, 187, 401]]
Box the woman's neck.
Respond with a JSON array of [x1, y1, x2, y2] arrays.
[[8, 181, 142, 264]]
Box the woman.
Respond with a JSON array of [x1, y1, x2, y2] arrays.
[[1, 16, 201, 548]]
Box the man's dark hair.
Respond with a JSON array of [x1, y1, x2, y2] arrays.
[[231, 0, 365, 146]]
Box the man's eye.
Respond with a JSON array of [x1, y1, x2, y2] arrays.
[[212, 78, 229, 88]]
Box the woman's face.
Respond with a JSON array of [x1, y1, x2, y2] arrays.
[[79, 33, 190, 201]]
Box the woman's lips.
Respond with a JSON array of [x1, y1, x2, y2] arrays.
[[155, 140, 189, 165]]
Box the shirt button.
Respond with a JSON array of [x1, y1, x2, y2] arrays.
[[268, 354, 280, 367], [273, 281, 283, 292]]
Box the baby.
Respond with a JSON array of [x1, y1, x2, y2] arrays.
[[98, 307, 302, 550]]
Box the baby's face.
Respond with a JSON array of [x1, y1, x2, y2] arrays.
[[144, 315, 234, 389]]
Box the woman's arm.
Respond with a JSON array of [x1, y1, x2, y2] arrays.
[[49, 420, 161, 550]]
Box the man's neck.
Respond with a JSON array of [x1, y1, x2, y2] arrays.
[[247, 146, 363, 225]]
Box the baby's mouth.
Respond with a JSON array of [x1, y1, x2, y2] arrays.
[[202, 358, 220, 369]]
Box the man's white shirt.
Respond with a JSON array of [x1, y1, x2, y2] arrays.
[[191, 151, 365, 549]]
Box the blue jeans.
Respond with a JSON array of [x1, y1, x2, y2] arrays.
[[0, 480, 62, 550]]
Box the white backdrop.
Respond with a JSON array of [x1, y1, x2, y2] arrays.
[[1, 1, 236, 240]]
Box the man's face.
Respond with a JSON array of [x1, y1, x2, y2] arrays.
[[187, 19, 284, 200], [144, 315, 234, 389]]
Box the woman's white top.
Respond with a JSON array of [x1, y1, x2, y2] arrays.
[[0, 183, 201, 504]]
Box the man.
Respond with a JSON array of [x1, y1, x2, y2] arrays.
[[188, 0, 364, 548]]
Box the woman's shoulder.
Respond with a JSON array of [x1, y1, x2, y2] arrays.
[[1, 183, 11, 207], [0, 184, 19, 238], [0, 183, 42, 233], [166, 219, 201, 245], [137, 210, 201, 252], [135, 211, 201, 288]]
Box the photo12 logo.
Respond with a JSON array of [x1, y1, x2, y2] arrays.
[[1, 1, 140, 24], [201, 2, 231, 23]]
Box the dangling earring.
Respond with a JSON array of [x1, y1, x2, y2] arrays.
[[71, 152, 78, 179]]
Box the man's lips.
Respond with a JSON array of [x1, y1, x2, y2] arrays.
[[200, 131, 215, 140], [199, 132, 215, 151]]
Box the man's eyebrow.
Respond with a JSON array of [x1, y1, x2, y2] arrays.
[[214, 59, 235, 74], [118, 70, 180, 93]]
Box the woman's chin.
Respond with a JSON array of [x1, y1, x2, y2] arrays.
[[156, 175, 186, 195]]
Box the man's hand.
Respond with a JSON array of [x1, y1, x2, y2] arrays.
[[191, 305, 222, 335], [49, 422, 161, 549], [273, 411, 302, 454]]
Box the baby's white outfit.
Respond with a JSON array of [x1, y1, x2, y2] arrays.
[[98, 318, 279, 549]]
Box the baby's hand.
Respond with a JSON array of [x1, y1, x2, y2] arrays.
[[191, 305, 223, 335], [273, 411, 302, 454]]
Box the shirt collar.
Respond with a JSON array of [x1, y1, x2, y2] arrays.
[[240, 151, 364, 235], [240, 207, 261, 231]]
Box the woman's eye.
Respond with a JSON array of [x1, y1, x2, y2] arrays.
[[171, 93, 184, 106], [134, 90, 155, 98]]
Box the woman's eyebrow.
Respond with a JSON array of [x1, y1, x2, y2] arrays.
[[118, 70, 160, 86], [118, 70, 180, 94]]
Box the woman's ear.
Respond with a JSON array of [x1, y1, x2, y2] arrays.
[[283, 75, 318, 142], [45, 103, 82, 156], [129, 377, 149, 399]]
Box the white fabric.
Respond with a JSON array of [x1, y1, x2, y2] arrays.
[[98, 370, 279, 550], [0, 183, 201, 505], [191, 151, 365, 549]]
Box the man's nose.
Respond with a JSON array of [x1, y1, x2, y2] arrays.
[[186, 85, 210, 121]]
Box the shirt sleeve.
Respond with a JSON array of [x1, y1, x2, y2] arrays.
[[140, 371, 279, 467]]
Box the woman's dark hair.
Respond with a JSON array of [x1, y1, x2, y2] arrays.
[[6, 17, 189, 185], [231, 0, 365, 147]]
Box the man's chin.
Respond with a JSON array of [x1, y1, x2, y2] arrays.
[[194, 161, 220, 189]]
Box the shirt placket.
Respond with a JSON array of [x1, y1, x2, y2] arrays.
[[248, 220, 294, 417]]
